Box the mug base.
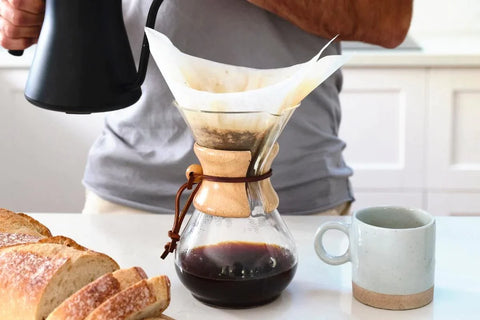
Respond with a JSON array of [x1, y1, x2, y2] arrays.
[[352, 282, 434, 310]]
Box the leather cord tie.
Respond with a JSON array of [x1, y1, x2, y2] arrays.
[[160, 167, 273, 259]]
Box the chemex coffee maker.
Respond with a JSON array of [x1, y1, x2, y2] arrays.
[[11, 0, 164, 114], [144, 29, 348, 308], [162, 106, 299, 308]]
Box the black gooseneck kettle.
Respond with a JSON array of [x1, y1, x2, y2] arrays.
[[10, 0, 163, 114]]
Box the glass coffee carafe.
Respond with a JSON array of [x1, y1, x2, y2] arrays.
[[163, 105, 299, 308], [144, 24, 348, 310]]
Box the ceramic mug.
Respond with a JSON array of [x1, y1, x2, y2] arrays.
[[314, 206, 435, 310]]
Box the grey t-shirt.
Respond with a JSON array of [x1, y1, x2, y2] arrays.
[[83, 0, 354, 215]]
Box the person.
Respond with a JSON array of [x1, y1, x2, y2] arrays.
[[0, 0, 413, 215]]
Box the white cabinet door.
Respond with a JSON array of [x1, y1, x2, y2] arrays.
[[427, 192, 480, 216], [427, 69, 480, 191], [340, 68, 427, 191]]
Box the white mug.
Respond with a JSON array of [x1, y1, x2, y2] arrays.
[[314, 206, 435, 310]]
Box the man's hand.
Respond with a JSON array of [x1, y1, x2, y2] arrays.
[[247, 0, 413, 49], [0, 0, 44, 50]]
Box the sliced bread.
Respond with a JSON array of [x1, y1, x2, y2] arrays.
[[0, 242, 119, 320], [0, 208, 52, 237], [47, 267, 148, 320], [0, 209, 52, 247], [84, 276, 171, 320]]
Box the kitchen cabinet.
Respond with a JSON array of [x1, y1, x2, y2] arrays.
[[340, 65, 480, 216], [339, 68, 426, 190], [426, 69, 480, 190]]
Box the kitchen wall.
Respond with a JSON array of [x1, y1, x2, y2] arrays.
[[409, 0, 480, 37], [0, 67, 105, 213]]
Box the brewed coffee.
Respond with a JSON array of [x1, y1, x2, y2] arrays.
[[175, 241, 297, 308]]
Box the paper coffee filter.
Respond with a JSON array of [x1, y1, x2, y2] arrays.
[[145, 28, 350, 114]]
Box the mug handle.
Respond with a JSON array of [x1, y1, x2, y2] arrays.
[[314, 221, 350, 265]]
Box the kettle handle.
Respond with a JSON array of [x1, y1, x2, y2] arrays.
[[8, 50, 24, 56], [134, 0, 163, 88]]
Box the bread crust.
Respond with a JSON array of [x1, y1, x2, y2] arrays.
[[15, 212, 52, 237], [38, 235, 90, 251]]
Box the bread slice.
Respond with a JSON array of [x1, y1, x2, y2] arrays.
[[47, 267, 148, 320], [0, 208, 52, 237], [0, 209, 52, 247], [84, 276, 171, 320], [0, 242, 119, 320]]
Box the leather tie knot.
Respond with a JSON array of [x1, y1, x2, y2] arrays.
[[167, 230, 180, 241], [186, 172, 197, 189]]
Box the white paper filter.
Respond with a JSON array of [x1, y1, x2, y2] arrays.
[[145, 27, 350, 115]]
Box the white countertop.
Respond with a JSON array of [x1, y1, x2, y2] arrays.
[[29, 214, 480, 320], [342, 34, 480, 68]]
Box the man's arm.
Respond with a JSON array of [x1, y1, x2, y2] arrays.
[[247, 0, 413, 48], [0, 0, 44, 50]]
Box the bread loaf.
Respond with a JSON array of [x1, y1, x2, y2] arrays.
[[0, 209, 172, 320], [47, 267, 148, 320], [0, 242, 119, 320], [84, 276, 171, 320]]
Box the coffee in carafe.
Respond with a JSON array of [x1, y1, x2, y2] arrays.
[[177, 241, 297, 307]]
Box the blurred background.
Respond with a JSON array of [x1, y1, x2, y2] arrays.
[[0, 0, 479, 215]]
